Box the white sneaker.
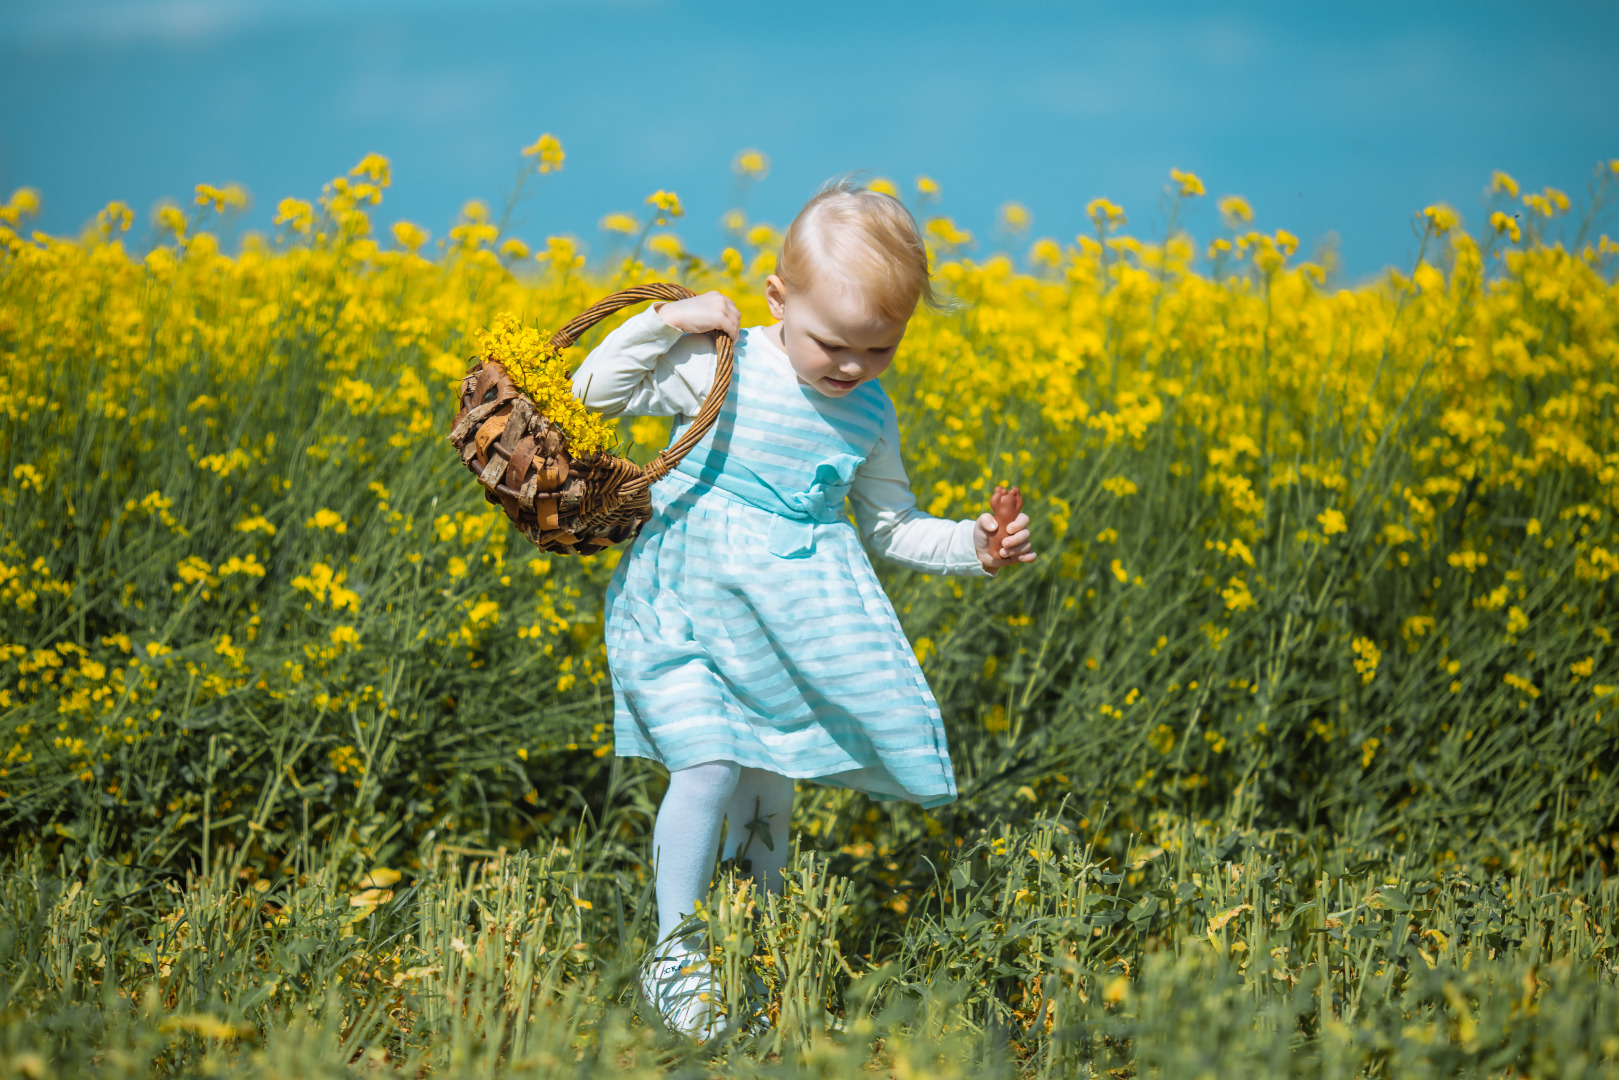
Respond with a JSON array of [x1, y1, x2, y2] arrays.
[[640, 945, 721, 1041]]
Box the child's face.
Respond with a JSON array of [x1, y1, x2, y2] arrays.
[[765, 273, 908, 398]]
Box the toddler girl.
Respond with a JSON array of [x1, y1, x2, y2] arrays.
[[570, 176, 1035, 1037]]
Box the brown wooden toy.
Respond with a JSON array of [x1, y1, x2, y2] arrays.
[[989, 485, 1023, 560]]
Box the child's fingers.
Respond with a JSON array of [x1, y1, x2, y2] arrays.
[[997, 528, 1031, 555]]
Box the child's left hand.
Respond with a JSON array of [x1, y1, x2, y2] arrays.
[[973, 510, 1036, 573]]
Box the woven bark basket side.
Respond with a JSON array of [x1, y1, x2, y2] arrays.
[[446, 283, 735, 556]]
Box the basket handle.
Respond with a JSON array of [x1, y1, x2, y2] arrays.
[[549, 282, 736, 496]]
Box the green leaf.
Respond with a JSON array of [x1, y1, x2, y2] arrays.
[[1377, 889, 1411, 912], [744, 817, 774, 852]]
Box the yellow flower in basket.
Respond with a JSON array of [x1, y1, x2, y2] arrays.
[[447, 286, 734, 557]]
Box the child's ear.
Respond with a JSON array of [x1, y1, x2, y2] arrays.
[[765, 274, 787, 319]]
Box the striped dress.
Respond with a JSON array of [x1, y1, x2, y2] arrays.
[[597, 321, 977, 808]]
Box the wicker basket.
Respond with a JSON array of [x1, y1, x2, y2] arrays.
[[446, 283, 735, 555]]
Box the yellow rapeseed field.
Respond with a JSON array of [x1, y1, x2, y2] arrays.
[[2, 145, 1617, 838], [2, 140, 1619, 1078]]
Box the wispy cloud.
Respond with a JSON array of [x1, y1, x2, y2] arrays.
[[1, 0, 272, 48], [0, 0, 647, 50]]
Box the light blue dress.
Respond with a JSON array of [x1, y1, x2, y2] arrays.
[[604, 329, 959, 808]]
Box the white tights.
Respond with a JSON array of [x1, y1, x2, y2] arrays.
[[649, 760, 795, 950]]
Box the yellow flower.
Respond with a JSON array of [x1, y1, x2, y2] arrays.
[[1029, 238, 1062, 268], [866, 177, 900, 198], [1, 187, 42, 226], [1221, 575, 1256, 612], [1489, 210, 1521, 243], [1317, 508, 1347, 536], [305, 508, 347, 534], [538, 235, 580, 270], [350, 152, 391, 186], [1169, 168, 1205, 197], [155, 204, 188, 238], [1422, 204, 1459, 233], [925, 217, 972, 248], [520, 133, 565, 173], [1490, 170, 1519, 197], [474, 312, 617, 455], [97, 200, 134, 234], [291, 562, 360, 612], [392, 221, 429, 252], [1086, 197, 1126, 229], [274, 197, 314, 233], [915, 175, 941, 197], [600, 212, 639, 235], [1101, 475, 1137, 497], [745, 223, 780, 248], [1218, 195, 1253, 227], [1503, 672, 1540, 699], [998, 202, 1031, 233], [1401, 615, 1435, 639], [499, 238, 531, 260], [647, 233, 684, 260], [1351, 637, 1380, 684], [194, 183, 248, 213], [1360, 737, 1380, 768], [733, 149, 769, 178], [645, 190, 684, 221], [176, 556, 214, 585]]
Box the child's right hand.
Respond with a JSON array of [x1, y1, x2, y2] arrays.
[[655, 292, 740, 340]]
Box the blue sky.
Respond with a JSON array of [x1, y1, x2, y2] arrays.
[[3, 0, 1616, 280]]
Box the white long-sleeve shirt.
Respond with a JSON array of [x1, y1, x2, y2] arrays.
[[571, 305, 990, 577]]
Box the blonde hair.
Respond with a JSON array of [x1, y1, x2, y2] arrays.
[[776, 175, 943, 323]]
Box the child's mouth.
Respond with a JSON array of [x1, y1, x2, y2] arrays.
[[823, 376, 860, 391]]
